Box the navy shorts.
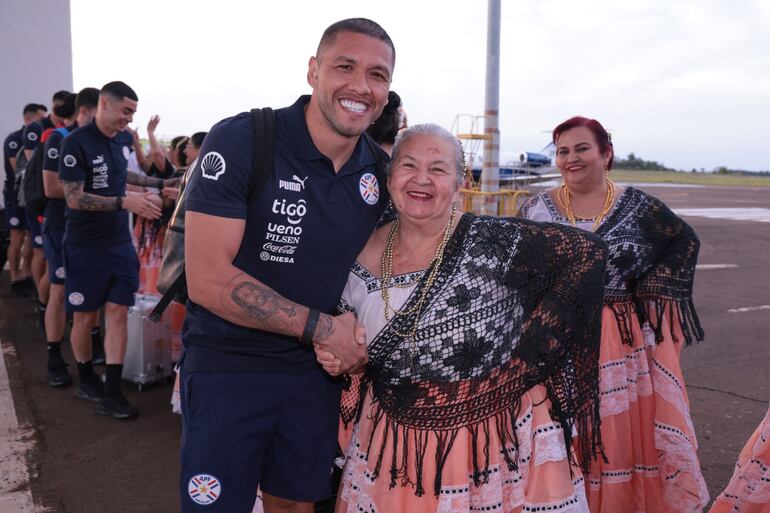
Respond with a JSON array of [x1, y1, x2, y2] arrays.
[[43, 228, 66, 284], [3, 193, 26, 231], [25, 209, 43, 248], [63, 241, 138, 312], [179, 360, 342, 511]]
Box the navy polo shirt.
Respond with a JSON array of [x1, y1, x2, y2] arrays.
[[58, 121, 133, 247], [3, 127, 23, 193], [42, 124, 76, 232], [183, 95, 389, 373], [22, 117, 54, 151]]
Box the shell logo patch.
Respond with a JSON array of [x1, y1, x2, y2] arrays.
[[63, 155, 77, 168], [34, 236, 43, 245], [9, 217, 19, 227], [122, 145, 130, 160], [68, 292, 85, 306], [28, 131, 38, 142], [200, 152, 226, 181], [188, 473, 221, 505], [359, 173, 380, 205], [9, 141, 18, 150], [48, 147, 59, 160], [55, 267, 66, 279]]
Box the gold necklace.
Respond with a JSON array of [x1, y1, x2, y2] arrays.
[[558, 178, 615, 231], [380, 205, 457, 340]]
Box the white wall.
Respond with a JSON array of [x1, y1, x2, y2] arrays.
[[0, 0, 73, 208]]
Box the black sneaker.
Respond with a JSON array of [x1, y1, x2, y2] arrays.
[[75, 377, 104, 402], [97, 393, 139, 419], [92, 336, 106, 366], [47, 362, 73, 387]]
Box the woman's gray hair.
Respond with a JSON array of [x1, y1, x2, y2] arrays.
[[389, 124, 465, 185]]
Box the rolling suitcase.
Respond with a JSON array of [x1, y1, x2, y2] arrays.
[[123, 293, 173, 390]]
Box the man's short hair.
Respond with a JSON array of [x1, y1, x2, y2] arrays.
[[76, 87, 101, 110], [317, 18, 395, 65], [52, 90, 72, 103], [23, 103, 45, 115], [53, 92, 77, 119], [100, 81, 139, 102]]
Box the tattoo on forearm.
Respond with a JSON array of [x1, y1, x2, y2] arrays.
[[229, 278, 299, 330], [61, 181, 119, 211], [127, 171, 162, 188]]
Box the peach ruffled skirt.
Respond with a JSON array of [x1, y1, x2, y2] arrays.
[[585, 306, 709, 513], [336, 384, 589, 513]]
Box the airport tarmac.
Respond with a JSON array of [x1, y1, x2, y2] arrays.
[[0, 183, 768, 513]]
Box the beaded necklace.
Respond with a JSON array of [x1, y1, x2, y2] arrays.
[[380, 205, 457, 340], [558, 178, 616, 231]]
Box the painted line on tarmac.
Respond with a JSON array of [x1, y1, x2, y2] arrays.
[[0, 340, 39, 512], [674, 207, 770, 223], [696, 264, 738, 270], [727, 305, 770, 314]]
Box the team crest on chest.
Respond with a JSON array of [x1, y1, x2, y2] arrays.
[[188, 473, 221, 505], [359, 173, 379, 205]]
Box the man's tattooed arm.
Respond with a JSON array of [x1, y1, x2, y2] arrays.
[[127, 171, 164, 188], [223, 272, 335, 342], [127, 171, 180, 189], [61, 180, 119, 211]]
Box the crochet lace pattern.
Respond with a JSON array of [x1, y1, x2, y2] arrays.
[[519, 188, 704, 347], [341, 213, 608, 496]]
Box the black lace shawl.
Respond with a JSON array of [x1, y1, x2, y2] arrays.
[[340, 213, 608, 496], [519, 188, 704, 346]]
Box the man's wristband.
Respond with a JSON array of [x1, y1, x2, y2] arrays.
[[116, 196, 123, 210], [300, 308, 320, 346]]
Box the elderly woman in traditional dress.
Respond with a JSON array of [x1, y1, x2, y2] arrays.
[[519, 116, 708, 513], [318, 124, 608, 513]]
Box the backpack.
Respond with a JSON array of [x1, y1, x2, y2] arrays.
[[148, 108, 276, 321], [13, 147, 29, 206], [23, 127, 69, 216]]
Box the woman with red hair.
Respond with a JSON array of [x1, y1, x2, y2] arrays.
[[520, 116, 708, 513]]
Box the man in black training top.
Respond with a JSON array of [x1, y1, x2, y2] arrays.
[[180, 18, 395, 513]]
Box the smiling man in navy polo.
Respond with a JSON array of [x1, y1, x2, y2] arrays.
[[59, 81, 172, 420], [181, 18, 395, 513]]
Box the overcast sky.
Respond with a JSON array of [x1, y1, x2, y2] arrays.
[[70, 0, 770, 172]]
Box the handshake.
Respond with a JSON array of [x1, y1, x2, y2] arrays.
[[312, 311, 367, 377]]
